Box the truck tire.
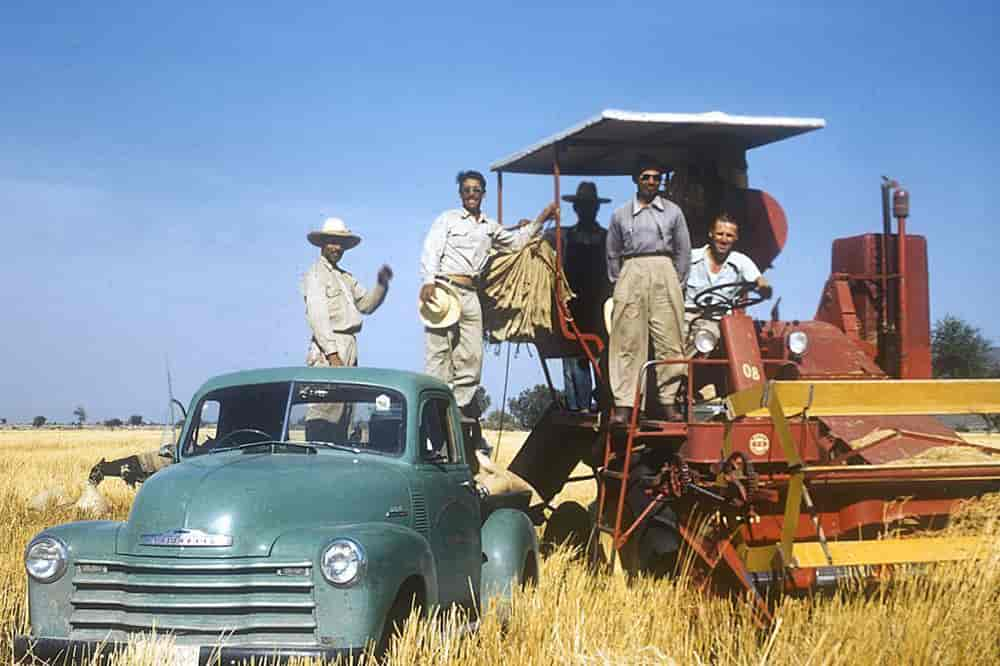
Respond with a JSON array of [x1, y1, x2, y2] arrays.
[[376, 583, 422, 659]]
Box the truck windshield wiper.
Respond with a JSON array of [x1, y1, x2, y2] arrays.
[[303, 441, 369, 455], [210, 441, 317, 455]]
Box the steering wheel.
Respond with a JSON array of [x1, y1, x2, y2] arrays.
[[693, 280, 768, 317], [212, 428, 273, 449]]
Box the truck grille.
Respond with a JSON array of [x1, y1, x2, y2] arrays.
[[68, 559, 317, 646]]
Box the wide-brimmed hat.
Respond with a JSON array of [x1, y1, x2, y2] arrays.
[[562, 181, 611, 204], [307, 217, 361, 249], [418, 282, 461, 329]]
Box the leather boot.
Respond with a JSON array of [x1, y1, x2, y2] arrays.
[[608, 406, 633, 428]]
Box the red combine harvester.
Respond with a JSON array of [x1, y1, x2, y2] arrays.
[[489, 110, 1000, 613]]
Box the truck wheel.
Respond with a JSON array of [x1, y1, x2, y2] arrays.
[[376, 585, 422, 659]]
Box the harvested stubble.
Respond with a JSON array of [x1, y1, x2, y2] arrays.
[[2, 429, 999, 665]]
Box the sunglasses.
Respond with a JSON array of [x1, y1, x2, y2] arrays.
[[638, 173, 663, 182], [461, 186, 484, 195]]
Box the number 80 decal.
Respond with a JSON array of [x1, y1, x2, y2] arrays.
[[741, 363, 761, 381]]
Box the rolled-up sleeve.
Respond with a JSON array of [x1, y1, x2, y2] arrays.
[[606, 212, 624, 283], [671, 209, 692, 286], [420, 214, 448, 285], [303, 270, 338, 357], [350, 274, 387, 314], [490, 218, 542, 253]]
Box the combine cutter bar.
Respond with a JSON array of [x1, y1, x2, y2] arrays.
[[726, 379, 1000, 420], [742, 536, 989, 572], [723, 379, 1000, 578]]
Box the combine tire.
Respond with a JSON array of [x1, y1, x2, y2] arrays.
[[541, 501, 591, 556]]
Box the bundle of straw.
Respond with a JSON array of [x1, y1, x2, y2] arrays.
[[481, 239, 573, 343]]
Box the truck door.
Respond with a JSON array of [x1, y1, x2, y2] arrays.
[[415, 393, 482, 611]]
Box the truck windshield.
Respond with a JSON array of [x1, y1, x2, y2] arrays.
[[183, 381, 407, 457]]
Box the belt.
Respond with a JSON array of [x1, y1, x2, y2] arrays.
[[623, 252, 671, 261], [438, 274, 478, 290]]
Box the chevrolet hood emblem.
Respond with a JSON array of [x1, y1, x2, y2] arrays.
[[139, 528, 233, 547]]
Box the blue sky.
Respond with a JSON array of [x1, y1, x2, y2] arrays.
[[2, 1, 997, 423]]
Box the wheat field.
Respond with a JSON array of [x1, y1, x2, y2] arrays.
[[2, 428, 999, 665]]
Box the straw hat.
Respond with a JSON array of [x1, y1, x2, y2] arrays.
[[603, 297, 614, 333], [307, 217, 361, 249], [418, 282, 461, 329]]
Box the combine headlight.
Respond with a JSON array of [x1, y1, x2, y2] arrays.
[[693, 328, 719, 354], [25, 536, 68, 583], [788, 331, 809, 356], [320, 538, 366, 587]]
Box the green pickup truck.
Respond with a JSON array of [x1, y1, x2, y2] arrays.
[[16, 367, 539, 664]]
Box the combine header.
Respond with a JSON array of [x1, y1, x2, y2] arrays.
[[488, 110, 1000, 609]]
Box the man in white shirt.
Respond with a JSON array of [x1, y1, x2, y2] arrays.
[[419, 169, 556, 414], [303, 217, 393, 368], [685, 212, 772, 349]]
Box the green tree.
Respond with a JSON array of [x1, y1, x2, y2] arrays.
[[507, 384, 562, 430], [483, 409, 520, 431], [128, 414, 144, 427], [73, 405, 87, 427], [32, 415, 47, 428], [931, 316, 997, 378], [474, 386, 492, 415], [104, 418, 124, 429]]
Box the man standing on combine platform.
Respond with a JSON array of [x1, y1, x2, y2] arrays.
[[543, 181, 611, 412], [303, 217, 393, 368], [419, 170, 557, 418], [606, 157, 691, 424]]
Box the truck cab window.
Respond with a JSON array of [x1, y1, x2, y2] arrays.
[[420, 398, 459, 463]]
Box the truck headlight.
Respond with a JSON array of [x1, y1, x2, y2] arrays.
[[787, 331, 809, 356], [25, 536, 68, 583], [693, 328, 718, 354], [320, 538, 366, 587]]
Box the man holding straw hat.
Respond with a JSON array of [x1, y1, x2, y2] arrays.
[[419, 169, 557, 417], [303, 217, 393, 368]]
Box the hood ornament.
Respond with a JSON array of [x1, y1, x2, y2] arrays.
[[140, 528, 233, 547]]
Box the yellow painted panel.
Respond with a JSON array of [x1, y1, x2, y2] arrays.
[[726, 379, 1000, 419], [744, 536, 990, 572]]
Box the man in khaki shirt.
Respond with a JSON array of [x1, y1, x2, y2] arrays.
[[303, 217, 393, 367]]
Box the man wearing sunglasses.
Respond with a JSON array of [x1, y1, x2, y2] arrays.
[[606, 156, 692, 424], [419, 170, 557, 417]]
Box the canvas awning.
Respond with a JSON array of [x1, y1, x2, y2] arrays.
[[490, 110, 825, 176]]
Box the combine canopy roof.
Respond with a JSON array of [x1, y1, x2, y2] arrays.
[[490, 110, 825, 176]]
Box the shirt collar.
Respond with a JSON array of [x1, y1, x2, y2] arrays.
[[695, 245, 737, 269], [631, 195, 665, 216], [461, 208, 486, 223], [320, 255, 341, 272]]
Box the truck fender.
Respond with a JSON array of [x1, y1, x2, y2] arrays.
[[480, 508, 539, 602]]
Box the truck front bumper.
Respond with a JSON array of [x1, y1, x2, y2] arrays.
[[14, 636, 366, 665]]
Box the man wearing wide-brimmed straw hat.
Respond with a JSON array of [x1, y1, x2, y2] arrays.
[[543, 181, 612, 412], [419, 169, 557, 415], [303, 217, 393, 368]]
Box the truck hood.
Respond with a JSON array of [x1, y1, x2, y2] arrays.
[[117, 449, 411, 558]]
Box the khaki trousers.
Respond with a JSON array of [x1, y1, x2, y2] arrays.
[[424, 287, 483, 408], [609, 256, 687, 408], [305, 332, 358, 438]]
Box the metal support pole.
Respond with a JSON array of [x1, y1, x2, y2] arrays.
[[497, 170, 503, 226], [894, 189, 910, 378]]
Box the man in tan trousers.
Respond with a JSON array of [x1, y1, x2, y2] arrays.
[[303, 217, 392, 440], [303, 217, 392, 368], [606, 157, 691, 424], [419, 169, 556, 418]]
